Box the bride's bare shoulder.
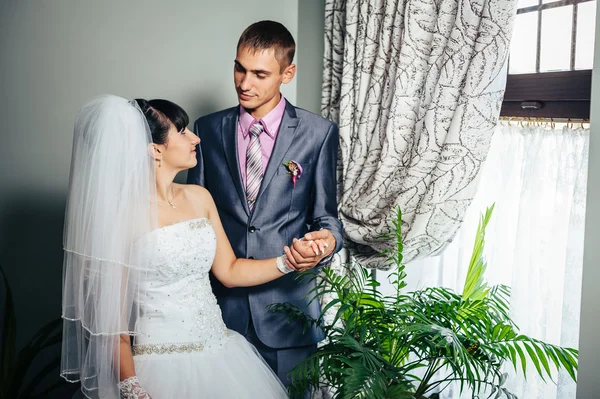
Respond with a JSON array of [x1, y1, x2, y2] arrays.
[[179, 183, 208, 197], [178, 183, 214, 204]]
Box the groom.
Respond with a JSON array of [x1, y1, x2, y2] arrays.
[[187, 20, 343, 393]]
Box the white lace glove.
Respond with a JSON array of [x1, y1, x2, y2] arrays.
[[118, 376, 152, 399]]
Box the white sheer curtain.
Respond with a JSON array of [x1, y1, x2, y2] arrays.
[[378, 123, 589, 398]]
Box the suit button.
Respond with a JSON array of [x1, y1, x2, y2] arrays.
[[248, 256, 255, 259], [248, 226, 256, 233]]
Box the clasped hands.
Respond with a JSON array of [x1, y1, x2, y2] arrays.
[[283, 229, 336, 272]]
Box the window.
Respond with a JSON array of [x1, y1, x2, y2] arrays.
[[501, 0, 596, 118]]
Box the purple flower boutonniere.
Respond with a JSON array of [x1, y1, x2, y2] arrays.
[[283, 160, 303, 188]]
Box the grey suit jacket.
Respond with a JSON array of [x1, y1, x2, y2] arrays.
[[187, 100, 343, 348]]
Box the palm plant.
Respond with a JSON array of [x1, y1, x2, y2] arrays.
[[0, 264, 65, 399], [271, 206, 578, 398]]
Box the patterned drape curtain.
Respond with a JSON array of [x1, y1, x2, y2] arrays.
[[322, 0, 518, 266]]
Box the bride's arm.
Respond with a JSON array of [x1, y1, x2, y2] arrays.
[[195, 186, 294, 287], [118, 334, 135, 380], [114, 266, 150, 398], [117, 335, 152, 398]]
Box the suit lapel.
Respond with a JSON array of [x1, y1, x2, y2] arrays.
[[257, 102, 299, 200], [221, 111, 250, 216]]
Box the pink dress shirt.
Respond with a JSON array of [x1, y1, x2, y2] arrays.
[[237, 95, 287, 187]]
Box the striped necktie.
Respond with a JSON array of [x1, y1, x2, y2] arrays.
[[245, 122, 264, 211]]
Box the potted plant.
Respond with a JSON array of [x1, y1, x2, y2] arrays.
[[271, 206, 578, 398]]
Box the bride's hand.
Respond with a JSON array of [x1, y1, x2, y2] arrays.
[[284, 230, 335, 271]]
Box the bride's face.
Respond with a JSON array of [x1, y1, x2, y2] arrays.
[[158, 122, 200, 171]]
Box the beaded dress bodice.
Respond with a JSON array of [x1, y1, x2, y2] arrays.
[[133, 218, 228, 354]]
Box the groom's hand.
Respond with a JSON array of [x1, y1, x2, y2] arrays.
[[284, 229, 336, 271]]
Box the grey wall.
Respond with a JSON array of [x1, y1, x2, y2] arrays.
[[0, 0, 329, 396], [296, 1, 326, 113], [577, 4, 600, 398]]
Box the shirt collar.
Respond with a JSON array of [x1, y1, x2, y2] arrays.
[[239, 94, 286, 139]]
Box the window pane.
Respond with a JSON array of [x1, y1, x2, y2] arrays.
[[509, 12, 539, 74], [519, 0, 539, 8], [575, 1, 597, 69], [540, 6, 573, 72]]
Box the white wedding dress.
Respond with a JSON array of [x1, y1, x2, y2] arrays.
[[132, 218, 288, 398]]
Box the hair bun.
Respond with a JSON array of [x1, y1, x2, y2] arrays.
[[134, 98, 151, 113]]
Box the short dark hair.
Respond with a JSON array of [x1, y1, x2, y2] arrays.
[[237, 20, 295, 70], [134, 99, 189, 145]]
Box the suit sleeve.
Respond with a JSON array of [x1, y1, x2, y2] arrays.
[[310, 122, 344, 260], [186, 119, 206, 187]]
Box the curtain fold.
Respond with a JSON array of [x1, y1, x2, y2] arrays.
[[322, 0, 518, 266]]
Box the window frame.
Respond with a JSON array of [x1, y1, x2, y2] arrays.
[[500, 0, 594, 119]]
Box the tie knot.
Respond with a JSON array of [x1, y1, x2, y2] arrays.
[[249, 122, 264, 137]]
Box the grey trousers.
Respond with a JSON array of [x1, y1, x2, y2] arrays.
[[245, 319, 316, 399]]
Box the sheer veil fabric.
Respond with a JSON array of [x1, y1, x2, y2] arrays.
[[60, 95, 159, 398]]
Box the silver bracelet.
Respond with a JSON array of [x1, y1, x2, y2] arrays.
[[276, 255, 294, 274]]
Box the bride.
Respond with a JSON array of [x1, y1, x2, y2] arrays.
[[60, 95, 322, 398]]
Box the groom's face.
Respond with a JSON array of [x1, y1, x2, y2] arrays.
[[234, 46, 295, 118]]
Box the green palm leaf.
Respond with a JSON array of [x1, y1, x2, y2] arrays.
[[462, 204, 495, 301]]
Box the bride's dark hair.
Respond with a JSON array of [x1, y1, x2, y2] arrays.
[[135, 99, 190, 144]]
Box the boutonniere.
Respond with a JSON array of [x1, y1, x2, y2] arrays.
[[283, 160, 303, 188]]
